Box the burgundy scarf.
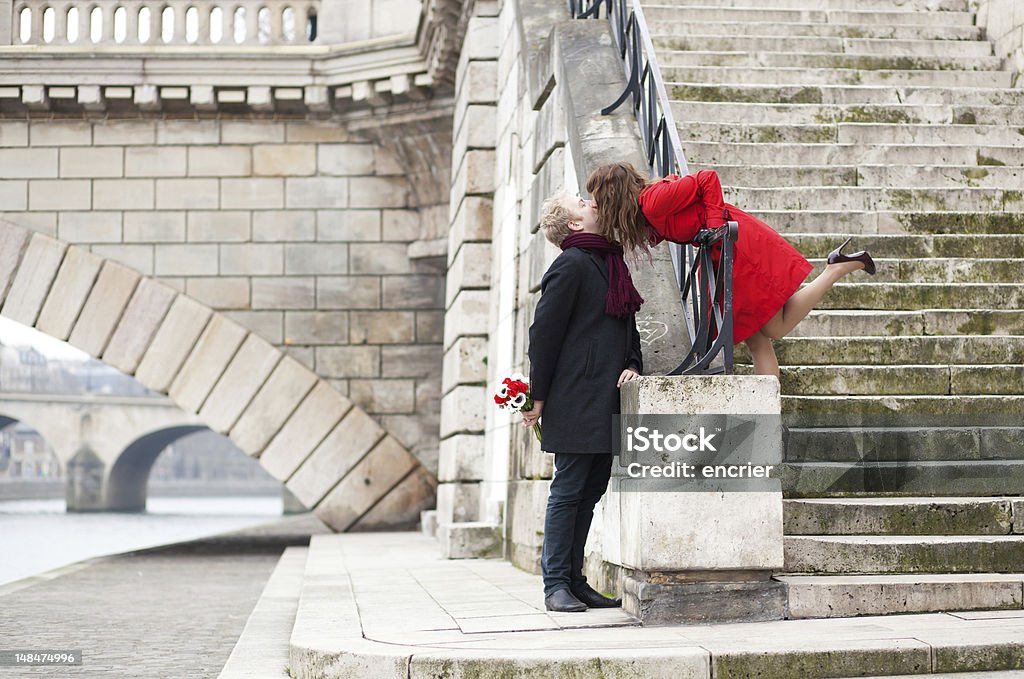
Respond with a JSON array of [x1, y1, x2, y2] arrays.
[[561, 232, 645, 318]]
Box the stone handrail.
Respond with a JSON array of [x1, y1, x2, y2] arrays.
[[11, 0, 318, 46]]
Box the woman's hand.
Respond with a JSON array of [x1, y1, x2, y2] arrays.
[[617, 368, 640, 388], [521, 401, 543, 427]]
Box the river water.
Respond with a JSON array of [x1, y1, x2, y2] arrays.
[[0, 495, 283, 587]]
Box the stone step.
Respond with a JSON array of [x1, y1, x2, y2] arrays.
[[778, 573, 1024, 619], [784, 233, 1024, 259], [807, 284, 1024, 312], [783, 395, 1024, 422], [676, 121, 1024, 147], [642, 6, 976, 26], [804, 258, 1024, 284], [712, 164, 1024, 189], [735, 364, 1024, 395], [741, 210, 1024, 235], [784, 425, 1024, 463], [783, 534, 1024, 573], [673, 102, 1024, 126], [782, 460, 1024, 497], [726, 185, 1023, 212], [789, 310, 1024, 337], [736, 336, 1024, 366], [652, 34, 995, 57], [860, 671, 1024, 678], [783, 497, 1021, 535], [646, 19, 983, 40], [658, 51, 1004, 72], [217, 546, 306, 679], [669, 83, 1024, 106], [661, 65, 1012, 88], [645, 0, 969, 11], [685, 143, 1024, 170]]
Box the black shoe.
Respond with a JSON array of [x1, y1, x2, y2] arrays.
[[570, 583, 622, 608], [826, 237, 876, 275], [544, 589, 587, 612]]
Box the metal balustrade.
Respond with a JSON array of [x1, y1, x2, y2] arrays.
[[570, 0, 737, 376]]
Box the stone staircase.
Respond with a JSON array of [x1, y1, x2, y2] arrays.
[[648, 0, 1024, 618]]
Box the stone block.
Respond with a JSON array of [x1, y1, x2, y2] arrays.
[[349, 310, 415, 344], [124, 146, 187, 177], [349, 378, 415, 414], [436, 477, 482, 524], [221, 121, 284, 144], [441, 337, 488, 394], [220, 244, 284, 276], [284, 243, 348, 275], [89, 244, 153, 276], [155, 244, 219, 276], [59, 147, 123, 178], [316, 276, 380, 309], [229, 356, 318, 455], [259, 381, 352, 480], [348, 176, 409, 208], [381, 209, 420, 243], [253, 210, 315, 242], [447, 198, 493, 266], [381, 345, 442, 379], [443, 290, 489, 349], [199, 334, 282, 433], [451, 150, 495, 199], [286, 123, 350, 143], [313, 435, 419, 529], [285, 177, 348, 208], [135, 295, 213, 393], [287, 407, 386, 508], [92, 179, 154, 210], [0, 222, 31, 305], [317, 144, 375, 175], [124, 211, 186, 242], [29, 121, 91, 146], [169, 314, 248, 413], [1, 233, 67, 326], [440, 386, 486, 438], [252, 276, 314, 309], [352, 466, 438, 531], [57, 212, 122, 243], [284, 311, 348, 345], [438, 434, 485, 482], [154, 178, 219, 210], [187, 211, 250, 242], [0, 122, 29, 147], [416, 310, 444, 343], [0, 148, 57, 178], [182, 278, 248, 310], [254, 144, 316, 176], [349, 242, 413, 274], [625, 577, 787, 625], [94, 121, 156, 146], [102, 278, 177, 374], [156, 120, 219, 145], [315, 345, 379, 378], [36, 246, 103, 340], [438, 521, 502, 559], [188, 146, 252, 177], [29, 180, 90, 210], [317, 209, 381, 241], [221, 178, 285, 209], [224, 311, 283, 344], [67, 261, 141, 357], [381, 274, 444, 310], [444, 242, 491, 307], [0, 183, 29, 212]]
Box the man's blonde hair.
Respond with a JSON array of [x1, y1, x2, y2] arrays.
[[539, 191, 578, 247]]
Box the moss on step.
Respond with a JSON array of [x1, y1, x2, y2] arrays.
[[977, 150, 1007, 166], [955, 110, 978, 124]]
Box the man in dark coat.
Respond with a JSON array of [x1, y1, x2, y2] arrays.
[[522, 192, 643, 612]]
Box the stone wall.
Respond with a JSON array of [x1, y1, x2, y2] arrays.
[[974, 0, 1024, 76], [0, 118, 444, 474]]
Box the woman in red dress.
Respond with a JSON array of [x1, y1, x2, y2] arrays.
[[585, 161, 875, 377]]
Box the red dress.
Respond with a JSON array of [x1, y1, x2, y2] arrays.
[[638, 170, 812, 344]]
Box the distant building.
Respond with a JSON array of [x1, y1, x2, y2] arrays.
[[0, 422, 61, 480]]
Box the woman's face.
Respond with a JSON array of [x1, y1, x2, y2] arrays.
[[568, 195, 600, 234]]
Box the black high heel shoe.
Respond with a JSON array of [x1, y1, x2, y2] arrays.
[[826, 237, 876, 275]]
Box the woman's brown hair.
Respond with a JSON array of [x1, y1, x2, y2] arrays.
[[586, 161, 657, 255]]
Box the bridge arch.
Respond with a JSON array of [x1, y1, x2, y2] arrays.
[[0, 220, 436, 530], [105, 424, 208, 512]]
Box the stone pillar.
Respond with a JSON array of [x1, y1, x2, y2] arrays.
[[65, 444, 106, 511], [605, 375, 786, 625], [972, 0, 1024, 75]]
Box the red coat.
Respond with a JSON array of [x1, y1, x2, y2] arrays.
[[638, 170, 812, 344]]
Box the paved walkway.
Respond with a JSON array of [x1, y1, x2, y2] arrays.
[[0, 512, 330, 679]]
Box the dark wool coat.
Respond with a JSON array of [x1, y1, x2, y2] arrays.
[[528, 247, 643, 455]]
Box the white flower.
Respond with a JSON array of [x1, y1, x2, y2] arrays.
[[510, 372, 527, 383], [496, 385, 508, 399], [510, 392, 527, 409]]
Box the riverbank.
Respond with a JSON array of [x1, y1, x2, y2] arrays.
[[0, 480, 283, 502]]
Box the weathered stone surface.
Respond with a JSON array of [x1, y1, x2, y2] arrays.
[[351, 466, 438, 531], [440, 386, 486, 438], [35, 246, 102, 340], [438, 521, 502, 559], [102, 278, 177, 375], [198, 334, 282, 434], [784, 535, 1024, 574], [67, 261, 141, 357], [168, 314, 248, 414], [436, 481, 481, 524], [259, 381, 352, 481], [134, 296, 213, 393], [625, 576, 786, 625], [229, 356, 318, 455], [442, 290, 489, 349], [287, 408, 386, 508], [784, 498, 1016, 536], [0, 222, 31, 306], [438, 434, 485, 482], [441, 337, 488, 394], [1, 233, 66, 326]]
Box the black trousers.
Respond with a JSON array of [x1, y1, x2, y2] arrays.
[[540, 452, 613, 596]]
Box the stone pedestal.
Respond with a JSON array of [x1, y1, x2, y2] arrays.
[[605, 376, 786, 624]]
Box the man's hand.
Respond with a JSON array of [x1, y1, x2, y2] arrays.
[[617, 368, 640, 388], [521, 401, 543, 427]]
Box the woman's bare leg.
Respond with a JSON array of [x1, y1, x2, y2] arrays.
[[760, 260, 863, 340], [745, 330, 780, 378]]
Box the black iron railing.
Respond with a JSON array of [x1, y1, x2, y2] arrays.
[[568, 0, 737, 375]]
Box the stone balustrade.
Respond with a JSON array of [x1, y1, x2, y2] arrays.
[[11, 0, 318, 46]]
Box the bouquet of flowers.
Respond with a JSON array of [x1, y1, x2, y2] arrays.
[[494, 372, 541, 441]]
